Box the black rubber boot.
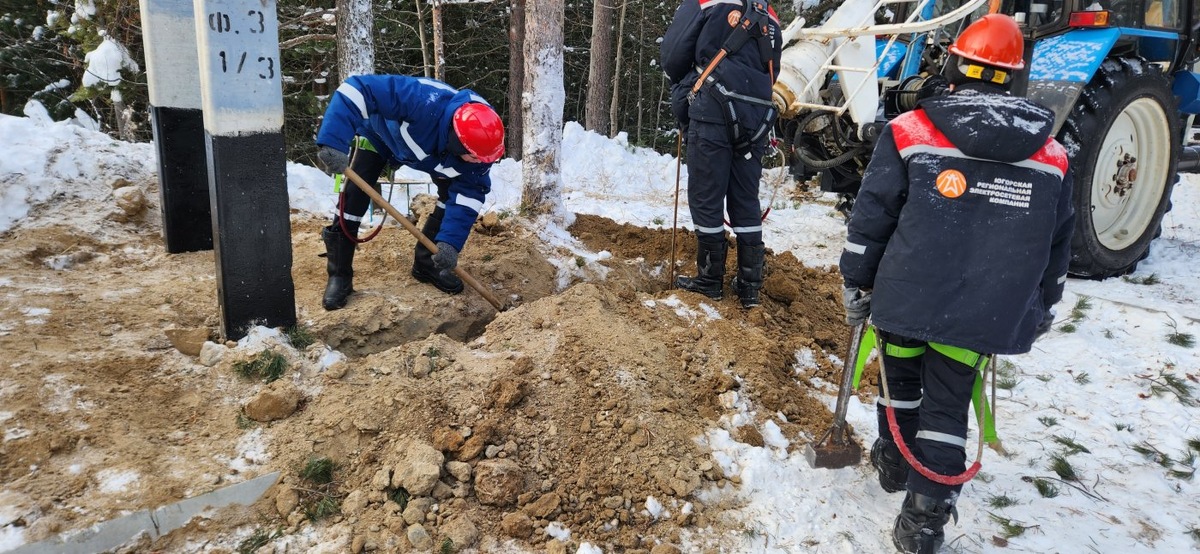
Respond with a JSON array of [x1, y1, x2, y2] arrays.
[[892, 492, 956, 554], [871, 438, 911, 494], [322, 225, 356, 310], [675, 237, 726, 300], [731, 243, 765, 308], [412, 208, 464, 295]]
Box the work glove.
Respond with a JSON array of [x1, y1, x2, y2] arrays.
[[1034, 307, 1056, 341], [432, 242, 459, 270], [843, 287, 872, 327], [317, 145, 349, 175]]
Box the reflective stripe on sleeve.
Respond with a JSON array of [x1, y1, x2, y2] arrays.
[[695, 224, 726, 234], [731, 225, 762, 234], [844, 241, 867, 255], [336, 83, 368, 119], [434, 164, 460, 178], [1057, 274, 1067, 284]]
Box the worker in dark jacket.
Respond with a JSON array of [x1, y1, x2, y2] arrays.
[[838, 14, 1074, 554], [660, 0, 782, 308], [314, 75, 504, 310]]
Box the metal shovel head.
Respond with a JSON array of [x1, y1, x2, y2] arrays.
[[11, 471, 280, 554], [804, 438, 863, 469]]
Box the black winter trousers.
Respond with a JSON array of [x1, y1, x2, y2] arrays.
[[876, 330, 978, 500], [331, 139, 450, 234], [685, 120, 765, 246]]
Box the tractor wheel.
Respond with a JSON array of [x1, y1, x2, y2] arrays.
[[1058, 57, 1180, 278]]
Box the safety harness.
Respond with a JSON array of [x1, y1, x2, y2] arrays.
[[689, 0, 778, 157], [850, 325, 998, 486]]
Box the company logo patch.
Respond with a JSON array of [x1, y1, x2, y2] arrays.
[[936, 169, 968, 198], [728, 10, 742, 26]]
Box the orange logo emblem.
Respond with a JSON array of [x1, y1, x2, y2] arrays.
[[727, 10, 742, 26], [936, 169, 967, 198]]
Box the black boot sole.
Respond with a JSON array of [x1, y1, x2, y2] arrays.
[[412, 266, 464, 294]]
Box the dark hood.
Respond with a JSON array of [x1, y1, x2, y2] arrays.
[[920, 88, 1056, 163]]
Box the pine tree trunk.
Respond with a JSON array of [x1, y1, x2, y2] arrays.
[[336, 0, 375, 79], [584, 0, 615, 135], [506, 0, 526, 160], [607, 0, 627, 137], [415, 0, 431, 77], [520, 0, 565, 218]]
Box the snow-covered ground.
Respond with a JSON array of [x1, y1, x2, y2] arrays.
[[1, 107, 1198, 552]]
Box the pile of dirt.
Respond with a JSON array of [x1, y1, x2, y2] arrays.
[[0, 184, 855, 553]]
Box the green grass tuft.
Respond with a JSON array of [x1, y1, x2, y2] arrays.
[[1188, 438, 1200, 453], [299, 457, 336, 485], [440, 537, 456, 554], [988, 513, 1030, 538], [1037, 416, 1058, 428], [285, 324, 315, 350], [1167, 332, 1196, 348], [1049, 454, 1080, 481], [1073, 372, 1091, 385], [575, 255, 586, 268], [1069, 296, 1092, 321], [1122, 273, 1161, 285], [235, 412, 258, 430], [1115, 423, 1132, 432], [236, 527, 282, 554], [305, 495, 340, 522], [987, 494, 1018, 509], [1052, 435, 1091, 455], [388, 487, 410, 511], [232, 350, 289, 383], [1033, 478, 1059, 498], [1187, 526, 1200, 542], [1058, 322, 1077, 333]]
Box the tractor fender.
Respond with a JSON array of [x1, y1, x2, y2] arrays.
[[1026, 28, 1122, 135]]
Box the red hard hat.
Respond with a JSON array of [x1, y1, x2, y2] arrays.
[[452, 103, 505, 163], [948, 14, 1025, 70]]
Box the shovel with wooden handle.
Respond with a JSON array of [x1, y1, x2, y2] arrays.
[[343, 168, 507, 312], [804, 323, 865, 469]]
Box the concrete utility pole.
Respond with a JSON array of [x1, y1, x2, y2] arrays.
[[139, 0, 211, 253], [193, 0, 296, 340]]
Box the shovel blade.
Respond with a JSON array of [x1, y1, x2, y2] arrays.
[[804, 440, 863, 469]]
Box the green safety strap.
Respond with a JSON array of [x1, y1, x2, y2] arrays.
[[852, 332, 999, 445], [928, 343, 997, 445], [853, 326, 926, 389], [852, 326, 876, 389]]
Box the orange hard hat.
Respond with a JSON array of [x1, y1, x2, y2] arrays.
[[452, 102, 505, 163], [948, 14, 1025, 70]]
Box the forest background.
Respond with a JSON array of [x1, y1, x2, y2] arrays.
[[0, 0, 822, 166]]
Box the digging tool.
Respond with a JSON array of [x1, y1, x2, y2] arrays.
[[12, 471, 279, 554], [670, 131, 682, 288], [344, 168, 507, 312], [805, 323, 865, 469]]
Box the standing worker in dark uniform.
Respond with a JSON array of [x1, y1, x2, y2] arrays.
[[839, 15, 1074, 553], [660, 0, 782, 308], [314, 74, 505, 310]]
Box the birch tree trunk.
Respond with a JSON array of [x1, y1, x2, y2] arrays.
[[520, 0, 565, 218], [506, 0, 526, 160], [607, 0, 627, 137], [336, 0, 375, 79], [584, 0, 615, 135]]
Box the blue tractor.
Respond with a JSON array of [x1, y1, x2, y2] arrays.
[[772, 0, 1200, 278]]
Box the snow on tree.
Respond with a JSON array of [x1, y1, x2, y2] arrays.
[[519, 0, 566, 221]]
